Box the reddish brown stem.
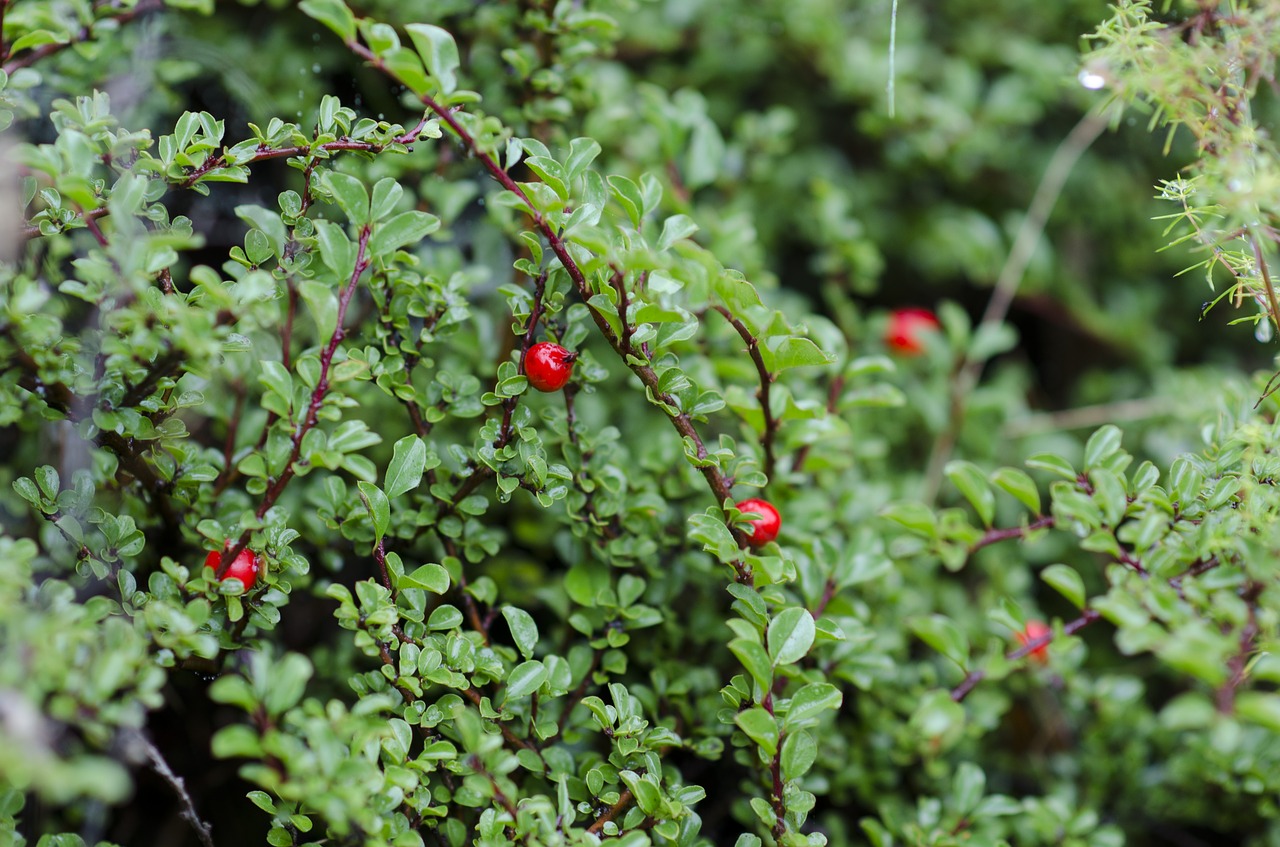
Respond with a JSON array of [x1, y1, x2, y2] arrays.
[[951, 608, 1101, 702], [460, 687, 543, 756], [373, 538, 393, 593], [761, 689, 787, 839], [711, 305, 777, 482], [2, 0, 162, 73], [179, 114, 433, 189], [1217, 581, 1263, 714], [587, 789, 634, 836], [790, 373, 844, 474], [345, 38, 753, 579], [969, 516, 1055, 553], [217, 224, 372, 578]]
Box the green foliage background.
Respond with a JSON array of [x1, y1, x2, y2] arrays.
[[3, 1, 1280, 846]]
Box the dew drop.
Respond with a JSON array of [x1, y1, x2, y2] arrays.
[[312, 64, 321, 74], [1078, 69, 1107, 90], [1256, 319, 1273, 343]]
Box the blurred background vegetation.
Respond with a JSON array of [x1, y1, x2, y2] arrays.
[[33, 0, 1268, 442], [7, 0, 1280, 845]]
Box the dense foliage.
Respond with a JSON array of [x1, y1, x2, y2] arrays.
[[3, 1, 1280, 846]]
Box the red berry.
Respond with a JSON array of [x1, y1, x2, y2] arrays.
[[736, 498, 781, 547], [1016, 619, 1052, 663], [205, 547, 260, 588], [524, 342, 577, 392], [885, 307, 940, 355]]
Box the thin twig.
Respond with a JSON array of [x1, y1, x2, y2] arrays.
[[951, 608, 1101, 702], [1001, 396, 1177, 438], [1217, 581, 1262, 714], [711, 305, 778, 481], [2, 0, 163, 73], [921, 108, 1110, 504], [217, 224, 372, 578], [345, 38, 755, 579], [128, 730, 215, 847], [587, 789, 634, 836], [968, 516, 1055, 554], [790, 373, 844, 474]]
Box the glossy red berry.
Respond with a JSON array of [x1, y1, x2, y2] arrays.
[[524, 342, 577, 392], [1016, 619, 1052, 663], [736, 498, 781, 547], [205, 547, 260, 588], [885, 307, 940, 355]]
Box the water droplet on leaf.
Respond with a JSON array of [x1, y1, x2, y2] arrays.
[[1078, 69, 1107, 90]]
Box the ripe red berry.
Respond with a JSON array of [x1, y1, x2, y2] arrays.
[[524, 342, 577, 392], [736, 498, 781, 547], [204, 547, 260, 588], [885, 307, 940, 355], [1016, 619, 1052, 663]]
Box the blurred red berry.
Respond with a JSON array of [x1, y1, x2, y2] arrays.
[[1016, 619, 1052, 663], [885, 308, 940, 355]]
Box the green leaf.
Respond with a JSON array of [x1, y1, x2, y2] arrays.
[[329, 420, 381, 453], [968, 322, 1017, 362], [369, 210, 439, 258], [1084, 425, 1123, 470], [990, 467, 1041, 514], [264, 653, 313, 716], [1026, 452, 1078, 480], [767, 607, 816, 666], [370, 177, 403, 221], [880, 501, 937, 537], [620, 772, 664, 818], [505, 660, 547, 699], [909, 614, 969, 669], [259, 360, 292, 402], [9, 29, 66, 54], [784, 682, 843, 727], [1040, 564, 1086, 608], [608, 175, 644, 228], [314, 219, 354, 280], [208, 674, 257, 710], [502, 606, 539, 659], [405, 23, 460, 94], [780, 730, 817, 780], [952, 762, 986, 814], [734, 706, 779, 757], [211, 725, 262, 759], [728, 638, 773, 692], [299, 0, 356, 41], [764, 336, 835, 372], [427, 605, 463, 630], [1090, 467, 1128, 525], [400, 563, 450, 594], [945, 460, 995, 526], [357, 482, 390, 543], [385, 435, 427, 499], [658, 214, 698, 250], [323, 171, 370, 225], [1234, 693, 1280, 732]]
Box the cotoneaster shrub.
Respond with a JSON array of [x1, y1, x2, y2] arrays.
[[2, 1, 1280, 847]]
